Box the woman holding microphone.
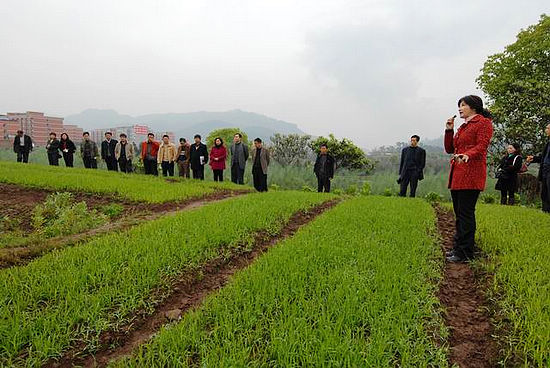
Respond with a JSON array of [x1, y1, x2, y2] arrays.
[[444, 95, 493, 263]]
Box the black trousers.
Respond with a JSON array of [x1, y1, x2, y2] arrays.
[[144, 158, 158, 175], [500, 189, 516, 205], [213, 169, 224, 182], [542, 175, 550, 213], [161, 161, 175, 177], [16, 150, 29, 163], [47, 152, 59, 166], [119, 159, 132, 173], [252, 167, 268, 192], [231, 164, 245, 184], [316, 175, 331, 193], [83, 156, 97, 169], [451, 190, 480, 259], [399, 169, 419, 197], [192, 166, 205, 180], [62, 152, 74, 167], [105, 156, 118, 171]]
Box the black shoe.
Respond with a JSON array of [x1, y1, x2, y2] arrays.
[[445, 250, 454, 257], [446, 254, 468, 263]]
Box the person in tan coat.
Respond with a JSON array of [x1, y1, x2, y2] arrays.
[[114, 133, 135, 173], [176, 138, 191, 178], [157, 135, 178, 177]]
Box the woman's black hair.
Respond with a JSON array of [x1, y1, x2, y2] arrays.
[[458, 95, 492, 118], [510, 143, 521, 154], [61, 133, 69, 140], [214, 137, 223, 146]]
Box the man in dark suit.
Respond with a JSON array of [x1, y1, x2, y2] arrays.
[[101, 132, 118, 171], [527, 123, 550, 212], [398, 135, 426, 198], [189, 134, 209, 180], [13, 130, 33, 163]]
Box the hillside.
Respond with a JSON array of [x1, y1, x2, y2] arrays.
[[65, 109, 305, 141]]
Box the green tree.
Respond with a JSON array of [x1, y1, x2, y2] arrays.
[[206, 128, 249, 149], [477, 14, 550, 162], [310, 134, 374, 173], [270, 133, 312, 166]]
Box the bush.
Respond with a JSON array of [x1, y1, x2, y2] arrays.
[[480, 193, 498, 204], [383, 188, 393, 197], [100, 203, 124, 219], [32, 192, 107, 237], [301, 185, 315, 193], [424, 191, 443, 203], [345, 184, 358, 196], [332, 188, 344, 195], [360, 181, 371, 196]]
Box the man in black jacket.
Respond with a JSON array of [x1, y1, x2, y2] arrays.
[[46, 132, 61, 166], [189, 134, 208, 180], [101, 132, 118, 171], [314, 144, 335, 193], [13, 130, 33, 163], [398, 135, 426, 198], [527, 123, 550, 212]]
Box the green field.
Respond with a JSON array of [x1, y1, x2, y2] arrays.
[[476, 205, 550, 367], [0, 161, 243, 203], [115, 196, 448, 367]]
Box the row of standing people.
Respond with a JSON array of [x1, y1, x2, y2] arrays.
[[14, 130, 337, 194]]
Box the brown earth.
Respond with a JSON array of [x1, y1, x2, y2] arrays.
[[0, 183, 248, 268], [45, 199, 340, 368], [434, 205, 498, 368]]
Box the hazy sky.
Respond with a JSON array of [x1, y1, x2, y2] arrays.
[[1, 0, 547, 147]]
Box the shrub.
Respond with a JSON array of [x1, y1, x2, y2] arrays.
[[424, 191, 443, 203], [480, 193, 497, 204], [383, 187, 393, 197], [100, 203, 125, 219], [360, 181, 371, 196], [345, 184, 358, 196]]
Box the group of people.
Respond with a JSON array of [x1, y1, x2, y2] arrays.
[[13, 130, 336, 193]]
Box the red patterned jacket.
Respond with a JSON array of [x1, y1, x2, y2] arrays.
[[444, 114, 493, 191]]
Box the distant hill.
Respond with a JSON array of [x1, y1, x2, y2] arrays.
[[65, 109, 305, 141]]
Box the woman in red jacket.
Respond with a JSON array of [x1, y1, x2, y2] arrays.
[[444, 95, 493, 263], [209, 137, 227, 182]]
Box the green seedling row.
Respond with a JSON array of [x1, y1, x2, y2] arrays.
[[476, 205, 550, 366], [117, 196, 448, 367], [0, 161, 242, 203], [0, 191, 331, 367]]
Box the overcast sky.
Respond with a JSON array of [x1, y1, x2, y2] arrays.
[[1, 0, 547, 147]]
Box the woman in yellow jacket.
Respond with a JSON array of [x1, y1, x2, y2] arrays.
[[157, 135, 178, 177]]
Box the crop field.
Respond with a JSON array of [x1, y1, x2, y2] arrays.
[[476, 205, 550, 367], [0, 162, 548, 368], [0, 161, 242, 203], [115, 197, 448, 367]]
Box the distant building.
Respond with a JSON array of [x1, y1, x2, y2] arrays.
[[91, 125, 175, 144], [1, 111, 83, 147]]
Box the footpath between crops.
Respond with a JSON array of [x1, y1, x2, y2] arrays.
[[46, 198, 340, 368], [433, 204, 498, 368], [0, 183, 248, 269]]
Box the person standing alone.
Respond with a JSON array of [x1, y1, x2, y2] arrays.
[[398, 135, 426, 197], [158, 135, 177, 177], [444, 95, 493, 263], [313, 144, 335, 193], [141, 133, 160, 176], [230, 133, 249, 184], [251, 138, 270, 192], [101, 132, 118, 171], [13, 130, 33, 163]]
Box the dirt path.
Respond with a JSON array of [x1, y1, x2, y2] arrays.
[[0, 186, 248, 269], [46, 199, 340, 368], [434, 205, 498, 368]]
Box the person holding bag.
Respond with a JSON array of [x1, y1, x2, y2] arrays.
[[495, 143, 523, 205]]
